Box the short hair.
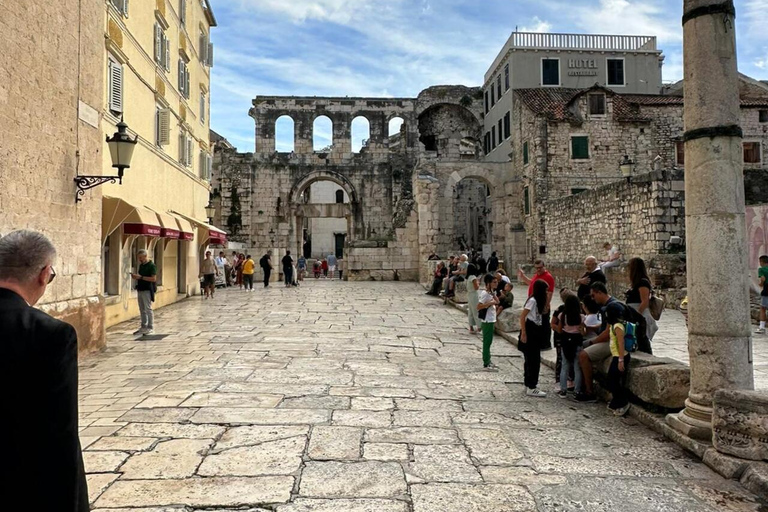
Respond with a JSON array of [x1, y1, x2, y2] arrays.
[[534, 259, 545, 266], [760, 255, 768, 264], [0, 230, 57, 283], [246, 254, 251, 259], [604, 242, 612, 248], [590, 281, 608, 295], [483, 273, 496, 285], [287, 250, 291, 254], [138, 249, 148, 257]]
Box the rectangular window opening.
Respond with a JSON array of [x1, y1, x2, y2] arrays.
[[571, 136, 589, 159], [675, 141, 685, 167], [524, 186, 530, 216], [760, 110, 768, 123], [542, 59, 559, 86], [504, 64, 510, 91], [504, 112, 510, 139], [588, 94, 606, 116], [607, 59, 625, 86], [523, 141, 529, 165], [744, 142, 761, 164]]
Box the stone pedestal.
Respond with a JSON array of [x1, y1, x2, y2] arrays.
[[713, 389, 768, 461]]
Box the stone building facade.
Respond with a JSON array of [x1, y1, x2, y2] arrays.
[[0, 0, 106, 351]]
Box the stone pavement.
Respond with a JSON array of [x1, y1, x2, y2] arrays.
[[79, 281, 763, 511]]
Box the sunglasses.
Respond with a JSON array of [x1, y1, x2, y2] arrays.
[[47, 266, 56, 284]]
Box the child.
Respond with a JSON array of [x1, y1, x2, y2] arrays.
[[519, 279, 549, 397], [467, 264, 481, 335], [550, 288, 574, 389], [477, 274, 500, 371], [582, 296, 602, 343], [553, 294, 585, 398], [757, 255, 768, 335], [605, 305, 631, 416]]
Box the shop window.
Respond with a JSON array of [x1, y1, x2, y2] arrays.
[[607, 58, 625, 86], [589, 94, 606, 116], [571, 136, 589, 159], [744, 142, 762, 164], [542, 59, 559, 86]]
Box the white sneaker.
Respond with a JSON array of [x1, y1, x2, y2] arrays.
[[613, 403, 631, 417], [526, 388, 547, 398], [143, 329, 154, 336], [755, 327, 766, 335], [482, 365, 499, 372], [133, 328, 146, 335]]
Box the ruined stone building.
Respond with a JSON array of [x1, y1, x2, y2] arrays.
[[212, 32, 768, 282]]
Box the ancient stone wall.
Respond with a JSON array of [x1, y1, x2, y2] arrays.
[[542, 169, 686, 264], [0, 1, 105, 352], [345, 210, 420, 281]]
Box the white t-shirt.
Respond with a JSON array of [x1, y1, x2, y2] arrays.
[[524, 297, 543, 326], [607, 245, 619, 261], [478, 290, 497, 323], [585, 313, 602, 328]]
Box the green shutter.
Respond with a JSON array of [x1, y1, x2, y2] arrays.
[[572, 136, 589, 159], [523, 142, 529, 165], [524, 187, 530, 215]]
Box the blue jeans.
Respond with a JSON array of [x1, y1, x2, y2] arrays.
[[560, 346, 583, 393]]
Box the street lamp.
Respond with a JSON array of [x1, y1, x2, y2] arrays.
[[74, 117, 137, 202], [205, 200, 215, 223], [619, 155, 635, 178]]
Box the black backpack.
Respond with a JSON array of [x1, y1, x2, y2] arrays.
[[259, 255, 268, 269]]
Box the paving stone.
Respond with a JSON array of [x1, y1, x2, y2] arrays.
[[276, 498, 409, 512], [299, 461, 407, 498], [411, 483, 536, 512], [363, 443, 410, 461], [395, 399, 463, 412], [198, 436, 306, 476], [308, 426, 363, 460], [503, 428, 616, 458], [393, 410, 452, 427], [94, 476, 294, 507], [532, 455, 680, 477], [407, 445, 481, 483], [479, 466, 568, 485], [332, 410, 392, 428], [247, 369, 354, 385], [459, 427, 525, 465], [351, 397, 395, 410], [280, 396, 351, 409], [120, 439, 213, 479], [83, 450, 130, 473], [87, 436, 157, 452], [365, 427, 460, 445], [191, 407, 330, 425], [119, 408, 198, 423], [179, 392, 283, 408], [116, 423, 226, 439], [86, 473, 120, 503], [218, 382, 330, 396], [215, 425, 310, 451], [451, 411, 529, 427]]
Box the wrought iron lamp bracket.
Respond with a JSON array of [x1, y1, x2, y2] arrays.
[[74, 175, 122, 202]]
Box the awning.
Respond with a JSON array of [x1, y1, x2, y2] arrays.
[[166, 212, 195, 241], [148, 208, 181, 239], [172, 211, 228, 246], [102, 196, 162, 241]]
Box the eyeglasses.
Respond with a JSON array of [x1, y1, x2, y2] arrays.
[[47, 266, 56, 284]]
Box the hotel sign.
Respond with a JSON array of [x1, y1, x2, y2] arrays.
[[568, 59, 598, 77]]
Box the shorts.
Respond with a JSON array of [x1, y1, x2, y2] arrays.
[[583, 341, 612, 363], [762, 296, 768, 308], [203, 273, 215, 287], [329, 265, 336, 272]]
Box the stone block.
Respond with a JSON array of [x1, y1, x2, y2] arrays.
[[713, 389, 768, 461], [496, 308, 522, 333], [625, 363, 690, 409]]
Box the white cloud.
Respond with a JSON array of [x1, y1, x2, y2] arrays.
[[519, 17, 552, 33], [233, 0, 379, 24]]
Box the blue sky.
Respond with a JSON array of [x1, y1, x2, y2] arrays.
[[209, 0, 768, 152]]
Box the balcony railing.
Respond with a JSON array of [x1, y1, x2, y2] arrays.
[[510, 32, 657, 52]]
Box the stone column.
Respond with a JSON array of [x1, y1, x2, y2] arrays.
[[666, 0, 753, 440]]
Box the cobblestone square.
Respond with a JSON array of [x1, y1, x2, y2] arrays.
[[80, 281, 763, 510]]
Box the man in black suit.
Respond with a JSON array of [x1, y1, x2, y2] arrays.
[[576, 256, 607, 300], [0, 230, 89, 511]]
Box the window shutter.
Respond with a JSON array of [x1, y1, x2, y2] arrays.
[[154, 24, 161, 64], [199, 152, 205, 178], [185, 67, 190, 98], [165, 36, 171, 71], [207, 154, 213, 180], [200, 94, 205, 122], [180, 0, 186, 24], [124, 0, 129, 17], [571, 136, 589, 159], [199, 34, 207, 63], [207, 42, 214, 67], [108, 59, 123, 113], [178, 60, 183, 93], [158, 109, 170, 145], [179, 132, 186, 162], [187, 138, 194, 167]]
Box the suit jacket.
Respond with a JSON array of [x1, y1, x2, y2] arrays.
[[0, 288, 89, 511]]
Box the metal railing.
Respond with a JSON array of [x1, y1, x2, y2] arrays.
[[510, 32, 657, 52]]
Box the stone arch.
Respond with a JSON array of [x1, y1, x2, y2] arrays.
[[417, 103, 482, 155], [289, 169, 360, 208], [275, 115, 295, 152], [351, 115, 370, 153], [442, 166, 499, 198], [313, 115, 333, 152]]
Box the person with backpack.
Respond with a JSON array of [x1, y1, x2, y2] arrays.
[[477, 273, 500, 371], [518, 279, 549, 397], [259, 251, 273, 288], [625, 257, 658, 350], [550, 288, 576, 392], [466, 264, 481, 335], [604, 305, 632, 416], [552, 294, 585, 398], [282, 251, 294, 288]]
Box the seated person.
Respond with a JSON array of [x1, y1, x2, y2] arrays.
[[496, 282, 514, 314], [445, 254, 468, 297], [582, 296, 602, 343], [427, 262, 448, 295]]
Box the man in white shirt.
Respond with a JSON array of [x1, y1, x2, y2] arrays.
[[598, 242, 621, 271]]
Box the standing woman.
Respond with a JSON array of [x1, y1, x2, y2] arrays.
[[519, 279, 548, 397], [625, 257, 658, 350], [477, 274, 500, 370], [466, 264, 481, 335], [200, 250, 218, 299]]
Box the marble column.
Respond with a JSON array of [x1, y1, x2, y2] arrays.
[[666, 0, 754, 440]]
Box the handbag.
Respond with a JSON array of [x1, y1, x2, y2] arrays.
[[478, 305, 488, 320], [649, 293, 665, 321]]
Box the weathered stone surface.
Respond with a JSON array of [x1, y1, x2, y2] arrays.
[[94, 476, 294, 508], [191, 407, 330, 425], [214, 425, 310, 451], [394, 410, 452, 427], [86, 473, 120, 503], [276, 498, 409, 512], [179, 392, 283, 408], [532, 455, 679, 477], [479, 466, 567, 485], [83, 450, 130, 473], [713, 389, 768, 461], [411, 483, 536, 512], [120, 439, 213, 479], [495, 308, 523, 333], [218, 382, 330, 396], [351, 397, 395, 410], [116, 423, 226, 439], [365, 427, 460, 445], [332, 410, 392, 428], [364, 443, 410, 461], [119, 408, 198, 423], [407, 445, 481, 483], [308, 426, 363, 460], [459, 428, 524, 465], [87, 436, 157, 452], [627, 364, 690, 409], [395, 399, 462, 412], [299, 461, 407, 498], [198, 436, 306, 476], [280, 396, 351, 409]]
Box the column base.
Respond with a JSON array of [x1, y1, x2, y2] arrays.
[[666, 399, 713, 441]]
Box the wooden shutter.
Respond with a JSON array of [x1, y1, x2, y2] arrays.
[[184, 66, 190, 98], [179, 0, 186, 24], [207, 154, 213, 180], [158, 109, 170, 145], [676, 141, 685, 166], [744, 142, 761, 164], [154, 24, 161, 64], [207, 42, 214, 67], [165, 35, 171, 71], [108, 58, 123, 113], [199, 34, 208, 63], [177, 60, 183, 94], [571, 136, 589, 159], [124, 0, 129, 16], [179, 132, 186, 162], [200, 93, 205, 122]]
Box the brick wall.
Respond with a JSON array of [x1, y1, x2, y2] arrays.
[[0, 2, 105, 351]]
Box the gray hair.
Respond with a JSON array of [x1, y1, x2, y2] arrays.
[[0, 230, 57, 283], [137, 249, 148, 257]]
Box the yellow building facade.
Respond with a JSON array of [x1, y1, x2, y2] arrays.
[[100, 0, 225, 328]]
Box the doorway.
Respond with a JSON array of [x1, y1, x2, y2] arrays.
[[334, 233, 346, 259]]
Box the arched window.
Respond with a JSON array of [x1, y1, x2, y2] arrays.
[[313, 115, 333, 152], [388, 117, 404, 137], [275, 115, 295, 152], [335, 189, 344, 204], [351, 116, 370, 154]]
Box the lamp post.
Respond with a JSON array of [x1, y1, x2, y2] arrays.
[[74, 118, 137, 202], [205, 200, 215, 224], [619, 155, 635, 178]]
